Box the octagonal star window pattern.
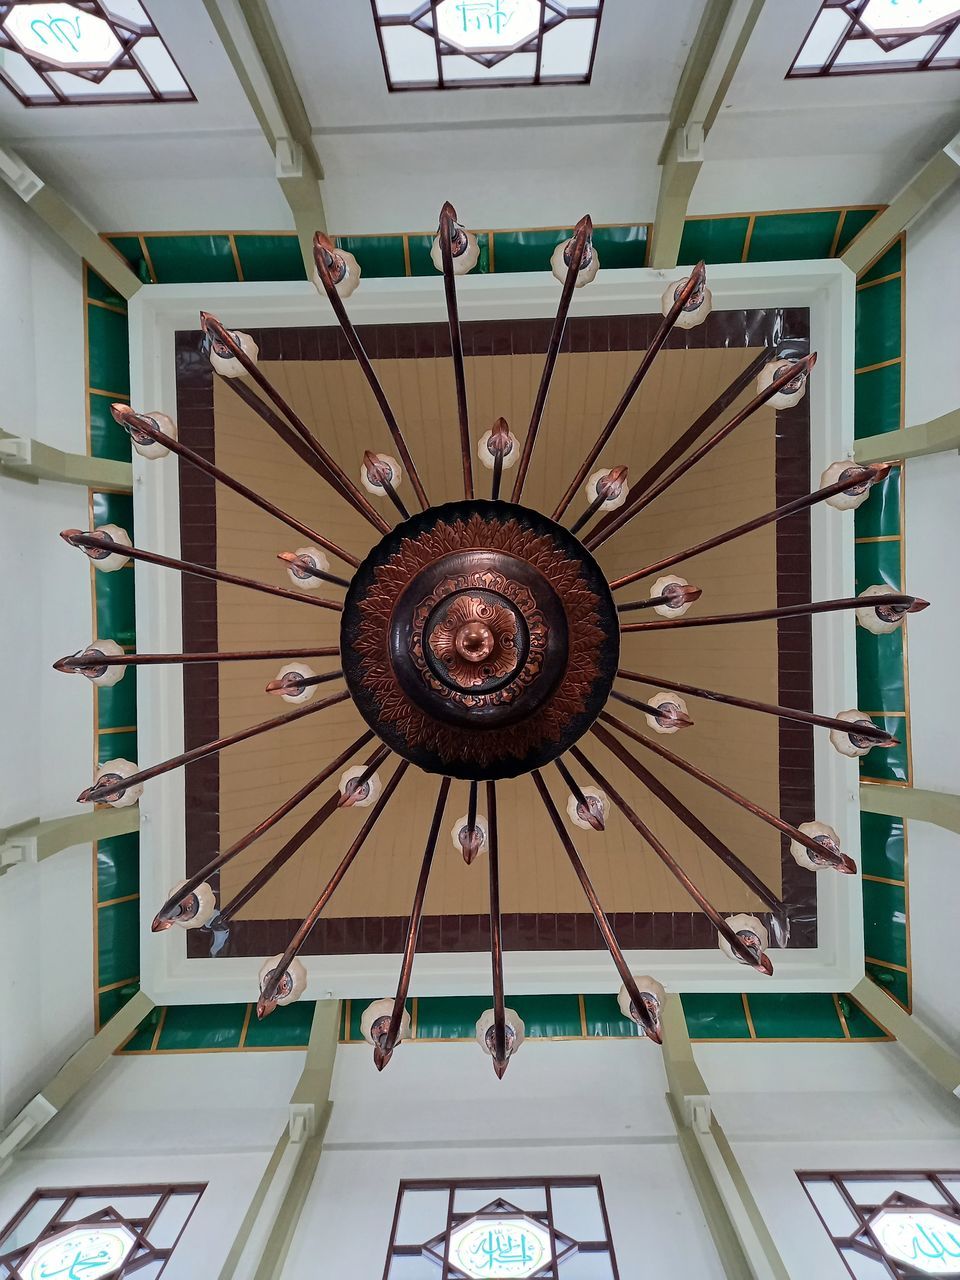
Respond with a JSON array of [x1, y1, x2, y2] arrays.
[[0, 2, 194, 106], [449, 1213, 553, 1277], [787, 0, 960, 76], [370, 0, 604, 90]]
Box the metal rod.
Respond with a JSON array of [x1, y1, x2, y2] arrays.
[[582, 734, 783, 914], [312, 233, 429, 511], [151, 732, 376, 929], [609, 463, 891, 590], [438, 203, 473, 500], [554, 756, 604, 830], [201, 312, 391, 534], [276, 551, 352, 589], [492, 450, 504, 501], [572, 741, 775, 973], [532, 769, 662, 1041], [219, 748, 391, 927], [265, 668, 343, 696], [110, 404, 360, 569], [621, 592, 927, 633], [375, 775, 452, 1068], [362, 450, 409, 521], [551, 262, 706, 521], [55, 646, 340, 671], [256, 756, 407, 1015], [585, 348, 772, 550], [610, 689, 694, 729], [510, 214, 592, 504], [569, 487, 611, 537], [598, 709, 857, 874], [568, 464, 628, 537], [617, 669, 899, 745], [486, 779, 508, 1078], [78, 689, 350, 803], [588, 352, 816, 546], [61, 530, 343, 614], [616, 587, 702, 614], [467, 779, 478, 836]]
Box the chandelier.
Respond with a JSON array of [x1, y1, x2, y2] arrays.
[[55, 204, 928, 1076]]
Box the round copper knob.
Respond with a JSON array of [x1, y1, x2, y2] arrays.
[[455, 621, 495, 663]]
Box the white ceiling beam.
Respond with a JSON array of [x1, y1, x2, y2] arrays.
[[860, 782, 960, 835], [201, 0, 326, 275], [0, 146, 142, 299], [649, 0, 766, 269], [841, 130, 960, 277], [850, 977, 960, 1100]]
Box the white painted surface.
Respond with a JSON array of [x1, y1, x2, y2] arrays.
[[129, 263, 862, 1004], [0, 187, 93, 1128], [909, 823, 960, 1056]]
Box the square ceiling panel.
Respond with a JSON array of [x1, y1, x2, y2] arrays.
[[370, 0, 604, 90]]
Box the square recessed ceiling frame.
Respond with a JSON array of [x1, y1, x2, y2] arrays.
[[0, 1, 194, 106], [787, 0, 960, 78], [128, 259, 862, 1007], [370, 0, 604, 91]]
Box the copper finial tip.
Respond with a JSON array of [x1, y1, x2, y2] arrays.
[[837, 854, 859, 876], [265, 675, 295, 696], [373, 1041, 393, 1071], [76, 785, 98, 803], [277, 551, 300, 565], [256, 996, 277, 1021], [691, 259, 707, 284], [61, 528, 84, 545], [869, 461, 894, 482], [661, 707, 694, 729], [337, 779, 366, 808], [757, 952, 775, 977], [805, 351, 818, 371], [584, 811, 605, 833], [681, 585, 703, 604], [493, 1056, 509, 1080], [363, 451, 393, 487], [908, 597, 930, 613], [877, 733, 900, 748], [460, 826, 484, 863], [151, 913, 175, 933], [110, 402, 134, 423], [53, 655, 77, 673], [440, 199, 458, 223], [645, 1024, 663, 1046], [575, 212, 593, 236]]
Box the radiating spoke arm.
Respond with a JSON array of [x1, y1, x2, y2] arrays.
[[551, 261, 706, 521], [313, 233, 429, 511], [555, 756, 604, 830], [598, 710, 856, 874], [110, 404, 360, 570], [486, 779, 508, 1077], [585, 348, 773, 550], [616, 669, 898, 744], [152, 732, 377, 930], [532, 769, 661, 1040], [438, 203, 473, 500], [609, 463, 891, 591], [276, 552, 351, 589], [572, 741, 774, 973], [375, 775, 452, 1067], [55, 646, 340, 671], [61, 530, 343, 613], [256, 753, 405, 1015], [510, 214, 592, 505], [620, 593, 927, 632], [78, 689, 350, 803]]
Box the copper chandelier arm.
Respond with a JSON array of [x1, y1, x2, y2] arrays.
[[55, 646, 341, 671], [533, 769, 662, 1041], [201, 312, 391, 535], [362, 450, 410, 521], [486, 779, 509, 1078], [598, 710, 857, 874], [375, 775, 452, 1069], [265, 668, 344, 695], [609, 463, 891, 591], [276, 552, 352, 589], [621, 592, 928, 633], [151, 731, 377, 929], [578, 733, 784, 915], [584, 348, 773, 550], [255, 755, 404, 1017], [110, 404, 360, 570], [589, 351, 817, 550], [568, 464, 628, 538], [438, 203, 473, 501], [60, 530, 344, 613], [615, 587, 702, 613], [551, 261, 707, 521], [313, 233, 430, 511], [616, 669, 899, 745], [554, 755, 605, 830], [609, 690, 695, 729], [510, 214, 592, 505], [218, 746, 391, 927], [77, 689, 351, 803], [571, 741, 775, 973]]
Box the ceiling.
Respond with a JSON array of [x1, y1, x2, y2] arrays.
[[0, 0, 957, 234]]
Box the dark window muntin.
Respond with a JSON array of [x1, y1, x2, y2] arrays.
[[786, 0, 960, 78]]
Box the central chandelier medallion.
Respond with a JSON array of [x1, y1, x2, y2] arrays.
[[55, 203, 929, 1077]]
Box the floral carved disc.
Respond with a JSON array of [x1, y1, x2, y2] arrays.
[[340, 501, 619, 780]]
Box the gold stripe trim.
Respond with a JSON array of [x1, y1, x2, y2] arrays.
[[865, 956, 908, 973], [855, 535, 900, 543], [740, 214, 756, 263], [856, 271, 902, 291], [87, 297, 128, 316], [150, 1006, 168, 1052], [741, 992, 757, 1039], [228, 233, 244, 282], [97, 976, 139, 993], [855, 357, 902, 375], [829, 209, 847, 258], [578, 993, 588, 1037], [98, 893, 140, 907], [862, 874, 905, 886], [833, 993, 851, 1040], [238, 1002, 253, 1048]]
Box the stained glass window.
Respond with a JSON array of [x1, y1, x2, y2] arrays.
[[370, 0, 604, 91], [0, 2, 194, 106], [787, 0, 960, 77]]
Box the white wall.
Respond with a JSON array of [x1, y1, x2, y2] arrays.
[[0, 185, 96, 1125], [0, 1053, 301, 1279]]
